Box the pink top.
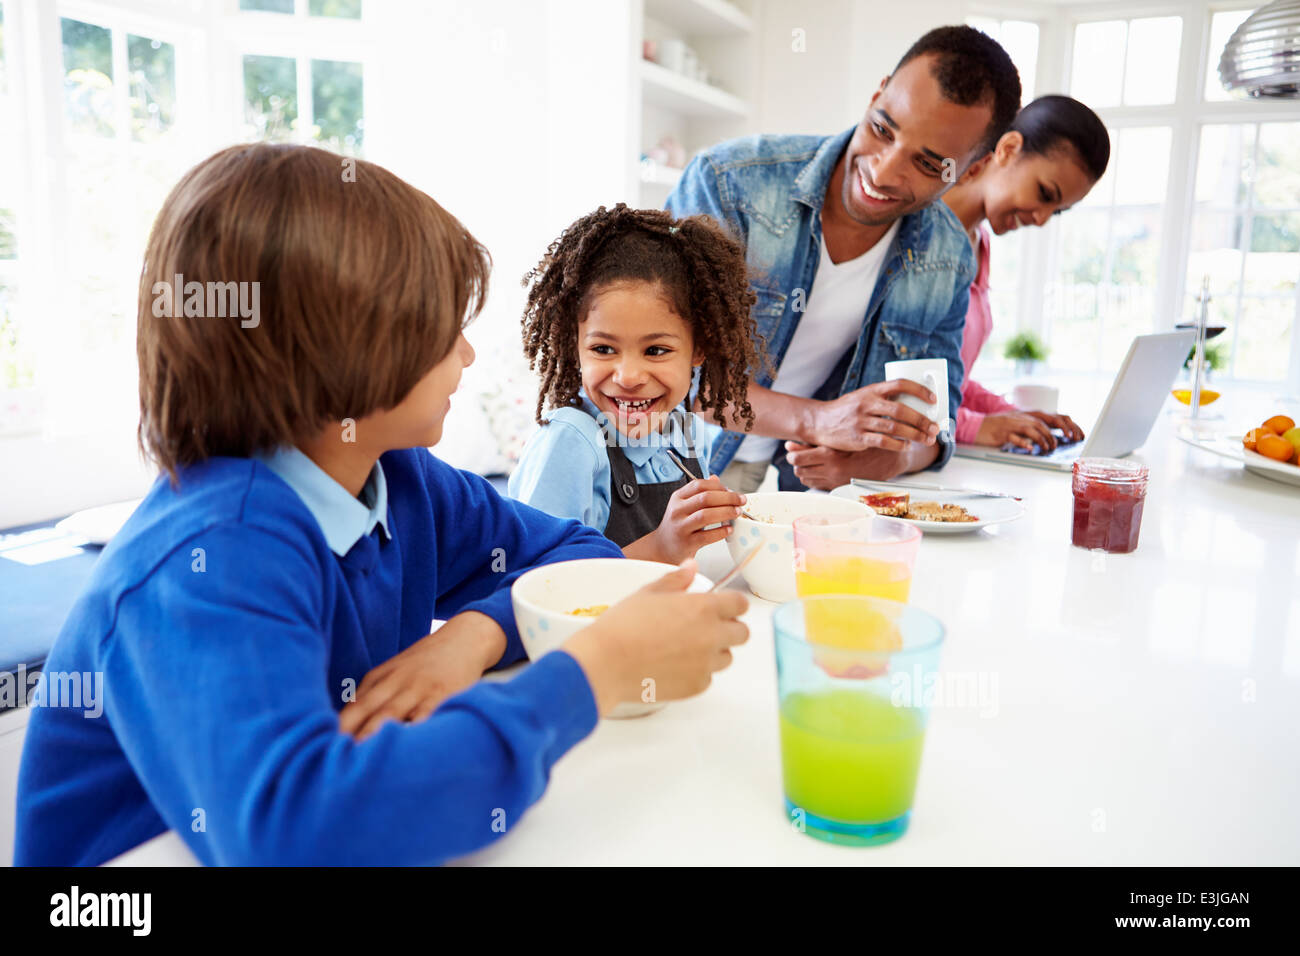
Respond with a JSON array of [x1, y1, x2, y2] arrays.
[[955, 225, 1018, 443]]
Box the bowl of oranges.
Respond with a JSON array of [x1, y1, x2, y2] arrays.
[[1243, 415, 1299, 463], [1238, 414, 1300, 487]]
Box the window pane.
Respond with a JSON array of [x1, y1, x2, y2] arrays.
[[1000, 20, 1039, 103], [1195, 124, 1255, 207], [1254, 122, 1300, 209], [1234, 297, 1293, 380], [241, 0, 294, 12], [1047, 210, 1109, 370], [1, 277, 35, 391], [0, 4, 8, 94], [1123, 16, 1181, 106], [1205, 9, 1252, 102], [0, 207, 14, 258], [1247, 215, 1300, 297], [1049, 207, 1162, 371], [1113, 127, 1171, 205], [310, 58, 364, 155], [1188, 211, 1247, 297], [985, 229, 1023, 368], [310, 0, 362, 18], [127, 35, 176, 143], [243, 54, 298, 142], [61, 18, 114, 138], [1071, 20, 1126, 109], [1103, 208, 1162, 367]]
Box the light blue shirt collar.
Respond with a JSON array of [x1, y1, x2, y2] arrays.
[[576, 394, 698, 469], [258, 447, 390, 556]]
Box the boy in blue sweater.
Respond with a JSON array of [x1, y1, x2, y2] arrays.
[[14, 144, 749, 866]]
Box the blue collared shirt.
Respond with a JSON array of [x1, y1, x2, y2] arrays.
[[257, 446, 390, 556], [508, 396, 716, 534], [666, 127, 975, 476]]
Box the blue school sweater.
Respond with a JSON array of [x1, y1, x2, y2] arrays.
[[13, 447, 621, 866]]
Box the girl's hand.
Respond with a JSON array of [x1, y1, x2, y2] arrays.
[[339, 611, 506, 741], [644, 476, 745, 563], [563, 560, 750, 716]]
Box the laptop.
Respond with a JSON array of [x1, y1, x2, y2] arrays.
[[954, 330, 1196, 472]]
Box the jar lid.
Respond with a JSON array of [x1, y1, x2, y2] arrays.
[[1073, 457, 1149, 483]]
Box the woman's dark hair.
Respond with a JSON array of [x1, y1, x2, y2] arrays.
[[521, 203, 767, 430], [1011, 94, 1110, 181], [895, 25, 1022, 156]]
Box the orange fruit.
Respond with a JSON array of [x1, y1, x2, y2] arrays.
[[1243, 428, 1264, 451], [1263, 415, 1295, 435], [1256, 433, 1296, 463]]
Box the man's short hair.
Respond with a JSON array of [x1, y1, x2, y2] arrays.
[[895, 25, 1022, 157], [137, 143, 489, 477]]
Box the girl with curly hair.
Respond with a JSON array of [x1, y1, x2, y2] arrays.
[[509, 203, 766, 563]]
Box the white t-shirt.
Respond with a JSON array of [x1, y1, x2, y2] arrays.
[[733, 221, 899, 463]]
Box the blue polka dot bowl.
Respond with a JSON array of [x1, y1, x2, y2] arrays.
[[726, 492, 874, 604], [511, 558, 714, 718]]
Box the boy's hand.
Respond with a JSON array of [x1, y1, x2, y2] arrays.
[[339, 611, 506, 741], [647, 476, 744, 563], [563, 561, 749, 716]]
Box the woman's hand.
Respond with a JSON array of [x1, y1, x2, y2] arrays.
[[339, 611, 506, 740], [563, 560, 750, 716], [626, 476, 744, 564], [975, 410, 1083, 451]]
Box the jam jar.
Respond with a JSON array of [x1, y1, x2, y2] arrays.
[[1071, 458, 1149, 554]]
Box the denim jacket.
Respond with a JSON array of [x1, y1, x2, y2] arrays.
[[666, 127, 975, 477]]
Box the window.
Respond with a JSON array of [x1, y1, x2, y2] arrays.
[[964, 14, 1043, 367], [0, 1, 370, 443], [238, 0, 366, 155], [1028, 5, 1300, 387], [1189, 122, 1300, 381], [966, 15, 1040, 101], [1204, 9, 1251, 102], [1048, 127, 1173, 372], [1070, 16, 1182, 108], [56, 14, 186, 430], [0, 0, 31, 427]]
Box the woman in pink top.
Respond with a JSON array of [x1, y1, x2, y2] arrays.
[[943, 95, 1109, 452]]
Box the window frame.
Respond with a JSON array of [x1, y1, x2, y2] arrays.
[[1033, 1, 1300, 386], [0, 0, 372, 524]]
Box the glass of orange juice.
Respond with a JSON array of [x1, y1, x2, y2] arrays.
[[793, 513, 921, 603], [792, 514, 922, 674]]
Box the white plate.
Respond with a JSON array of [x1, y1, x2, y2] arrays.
[[1176, 426, 1300, 489], [828, 483, 1025, 534]]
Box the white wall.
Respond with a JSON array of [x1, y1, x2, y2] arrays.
[[755, 0, 964, 136]]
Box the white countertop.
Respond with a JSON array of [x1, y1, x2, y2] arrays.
[[108, 388, 1300, 866]]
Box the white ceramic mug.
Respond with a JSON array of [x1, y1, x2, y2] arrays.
[[884, 357, 950, 435], [1011, 383, 1059, 414]]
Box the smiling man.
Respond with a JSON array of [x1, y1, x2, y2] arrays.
[[667, 26, 1021, 491]]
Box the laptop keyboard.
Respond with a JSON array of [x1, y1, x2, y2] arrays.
[[1000, 431, 1084, 459]]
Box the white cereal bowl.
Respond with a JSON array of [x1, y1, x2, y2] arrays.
[[511, 558, 713, 719], [726, 491, 874, 603]]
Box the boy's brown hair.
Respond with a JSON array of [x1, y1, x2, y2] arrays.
[[521, 203, 766, 430], [137, 142, 490, 477]]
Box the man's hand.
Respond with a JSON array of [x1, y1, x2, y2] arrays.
[[975, 411, 1085, 452], [784, 440, 937, 489], [339, 611, 506, 741], [625, 476, 744, 564], [810, 380, 941, 453]]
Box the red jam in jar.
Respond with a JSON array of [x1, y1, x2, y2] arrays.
[[1071, 458, 1149, 554]]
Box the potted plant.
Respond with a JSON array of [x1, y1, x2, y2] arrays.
[[1184, 342, 1227, 380], [1003, 331, 1049, 377]]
